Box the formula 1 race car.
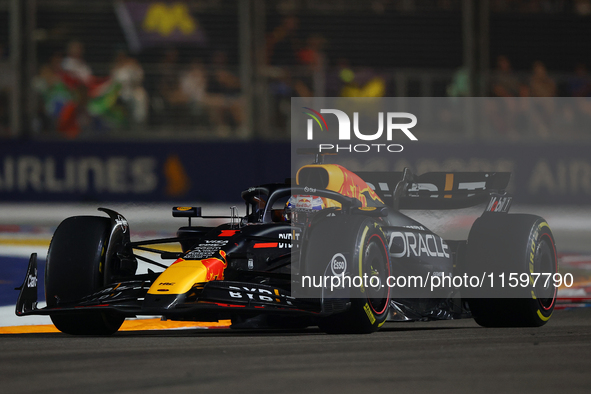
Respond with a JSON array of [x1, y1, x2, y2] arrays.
[[15, 155, 558, 334]]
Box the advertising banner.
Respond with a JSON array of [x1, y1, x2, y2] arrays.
[[0, 141, 289, 203], [0, 141, 590, 204]]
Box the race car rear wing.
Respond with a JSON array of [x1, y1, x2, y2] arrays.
[[357, 169, 511, 210]]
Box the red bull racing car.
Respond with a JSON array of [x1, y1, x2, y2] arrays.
[[15, 158, 558, 334]]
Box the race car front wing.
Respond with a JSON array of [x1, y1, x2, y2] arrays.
[[15, 253, 324, 320]]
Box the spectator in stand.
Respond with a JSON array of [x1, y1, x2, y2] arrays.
[[568, 63, 591, 97], [528, 61, 556, 97], [33, 52, 75, 135], [54, 45, 95, 138], [488, 55, 525, 139], [37, 42, 125, 137], [62, 40, 93, 84], [156, 48, 182, 104], [266, 15, 300, 66], [179, 58, 208, 122], [526, 61, 556, 139], [266, 16, 319, 135], [566, 63, 591, 133], [491, 55, 524, 97], [326, 58, 353, 96], [270, 34, 328, 99], [206, 50, 243, 136], [447, 67, 470, 97], [111, 50, 149, 127], [574, 0, 591, 15], [154, 48, 187, 125], [297, 34, 327, 71], [296, 34, 328, 96]]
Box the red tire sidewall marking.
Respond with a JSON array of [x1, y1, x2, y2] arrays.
[[366, 232, 391, 316], [539, 232, 557, 311]]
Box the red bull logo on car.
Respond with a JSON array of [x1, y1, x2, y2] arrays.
[[201, 250, 228, 281], [296, 164, 383, 208]]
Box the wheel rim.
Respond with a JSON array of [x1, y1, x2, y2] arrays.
[[363, 234, 390, 315]]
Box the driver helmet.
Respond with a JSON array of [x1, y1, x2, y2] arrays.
[[284, 195, 325, 223]]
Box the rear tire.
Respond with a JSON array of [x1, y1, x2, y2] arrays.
[[46, 216, 125, 335], [465, 214, 557, 327]]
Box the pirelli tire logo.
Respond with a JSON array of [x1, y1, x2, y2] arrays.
[[363, 303, 376, 324]]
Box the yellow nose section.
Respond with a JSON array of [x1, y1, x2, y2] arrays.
[[147, 252, 227, 295]]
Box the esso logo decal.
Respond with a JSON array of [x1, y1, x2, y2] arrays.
[[330, 253, 347, 277]]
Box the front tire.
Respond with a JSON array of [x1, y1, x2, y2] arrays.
[[303, 216, 390, 334], [46, 216, 125, 335]]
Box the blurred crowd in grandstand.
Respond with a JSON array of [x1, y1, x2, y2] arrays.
[[30, 41, 244, 138], [1, 0, 591, 141], [4, 36, 249, 137], [21, 36, 591, 141]]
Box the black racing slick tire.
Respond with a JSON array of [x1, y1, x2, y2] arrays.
[[303, 214, 391, 334], [465, 214, 558, 327], [45, 216, 125, 335]]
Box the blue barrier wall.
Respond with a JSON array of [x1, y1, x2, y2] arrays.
[[0, 141, 291, 203], [1, 141, 590, 205]]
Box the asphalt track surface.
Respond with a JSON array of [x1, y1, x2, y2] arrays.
[[1, 308, 590, 394]]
